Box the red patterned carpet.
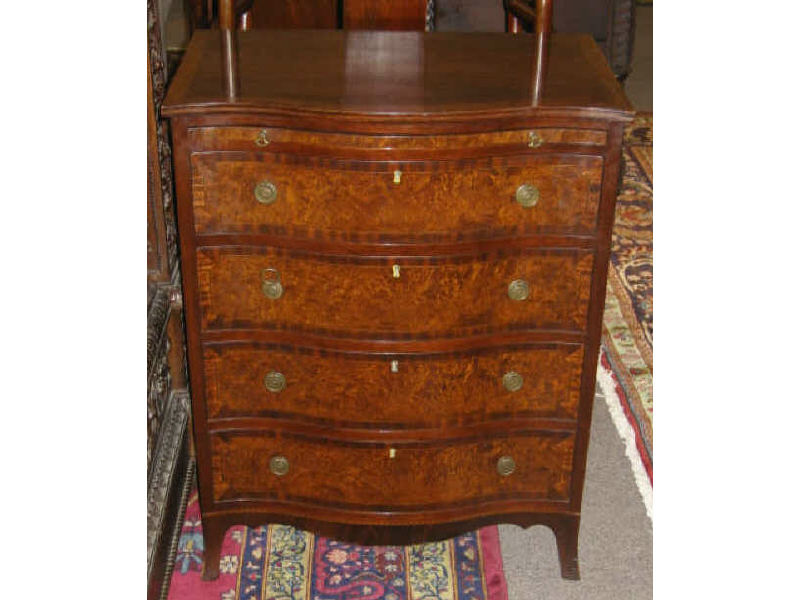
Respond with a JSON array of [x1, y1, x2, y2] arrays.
[[600, 112, 653, 482], [167, 490, 508, 600]]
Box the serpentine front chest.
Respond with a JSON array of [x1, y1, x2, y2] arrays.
[[163, 27, 633, 580]]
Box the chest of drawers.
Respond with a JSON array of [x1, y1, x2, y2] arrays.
[[163, 27, 632, 581]]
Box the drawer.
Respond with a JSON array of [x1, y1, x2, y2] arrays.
[[189, 126, 608, 152], [210, 429, 575, 507], [203, 343, 585, 424], [196, 247, 595, 336], [190, 153, 604, 241]]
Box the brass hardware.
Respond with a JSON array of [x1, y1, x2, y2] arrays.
[[527, 131, 544, 148], [392, 264, 401, 278], [261, 268, 283, 299], [393, 170, 402, 184], [254, 180, 278, 205], [502, 371, 524, 392], [390, 360, 399, 373], [507, 279, 530, 301], [255, 129, 270, 147], [497, 455, 516, 477], [269, 455, 289, 476], [389, 448, 397, 459], [515, 183, 540, 208], [264, 371, 286, 393]]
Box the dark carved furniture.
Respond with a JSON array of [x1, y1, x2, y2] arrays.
[[163, 0, 632, 581], [505, 0, 635, 79], [147, 1, 193, 599]]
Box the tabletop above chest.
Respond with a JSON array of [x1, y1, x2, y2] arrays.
[[162, 30, 632, 123]]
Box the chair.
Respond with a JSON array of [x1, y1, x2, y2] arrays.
[[504, 0, 635, 80], [196, 0, 434, 31]]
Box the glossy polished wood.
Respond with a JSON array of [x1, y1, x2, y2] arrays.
[[195, 247, 594, 336], [202, 342, 585, 424], [162, 31, 632, 119], [210, 428, 575, 506], [188, 125, 608, 151], [246, 0, 338, 29], [190, 153, 604, 240], [343, 0, 427, 30], [164, 23, 632, 582]]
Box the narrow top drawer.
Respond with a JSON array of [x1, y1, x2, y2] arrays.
[[188, 126, 608, 154]]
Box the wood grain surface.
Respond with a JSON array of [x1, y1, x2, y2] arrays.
[[162, 31, 633, 120], [210, 429, 575, 506], [188, 126, 608, 152], [202, 342, 584, 424], [195, 246, 595, 336], [163, 23, 633, 579], [190, 153, 604, 240]]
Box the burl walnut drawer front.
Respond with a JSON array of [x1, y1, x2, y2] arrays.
[[196, 247, 595, 337], [189, 126, 608, 152], [203, 343, 585, 425], [190, 153, 604, 240], [210, 430, 575, 507]]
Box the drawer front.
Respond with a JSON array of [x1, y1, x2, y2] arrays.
[[210, 430, 575, 507], [203, 343, 585, 424], [190, 154, 604, 240], [196, 248, 594, 336], [189, 126, 608, 152]]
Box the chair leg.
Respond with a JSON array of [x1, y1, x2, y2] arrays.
[[507, 13, 521, 33]]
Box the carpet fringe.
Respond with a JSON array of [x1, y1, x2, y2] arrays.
[[596, 356, 653, 522]]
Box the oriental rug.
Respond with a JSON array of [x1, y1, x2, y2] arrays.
[[167, 489, 508, 600], [599, 112, 653, 491]]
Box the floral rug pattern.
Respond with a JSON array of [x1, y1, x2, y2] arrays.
[[167, 491, 508, 600], [602, 112, 653, 480]]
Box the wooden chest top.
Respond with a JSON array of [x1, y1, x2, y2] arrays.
[[162, 30, 632, 123]]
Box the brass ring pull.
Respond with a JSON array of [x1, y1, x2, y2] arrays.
[[515, 183, 540, 208], [269, 455, 289, 476], [261, 268, 283, 299], [502, 371, 524, 392], [497, 455, 516, 477], [508, 279, 530, 301], [254, 180, 278, 205], [264, 371, 286, 393], [528, 131, 544, 148]]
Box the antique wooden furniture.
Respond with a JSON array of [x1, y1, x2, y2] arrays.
[[505, 0, 635, 79], [147, 1, 193, 598], [194, 0, 432, 31], [163, 0, 632, 581]]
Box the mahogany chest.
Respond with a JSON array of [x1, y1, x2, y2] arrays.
[[163, 27, 633, 580]]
